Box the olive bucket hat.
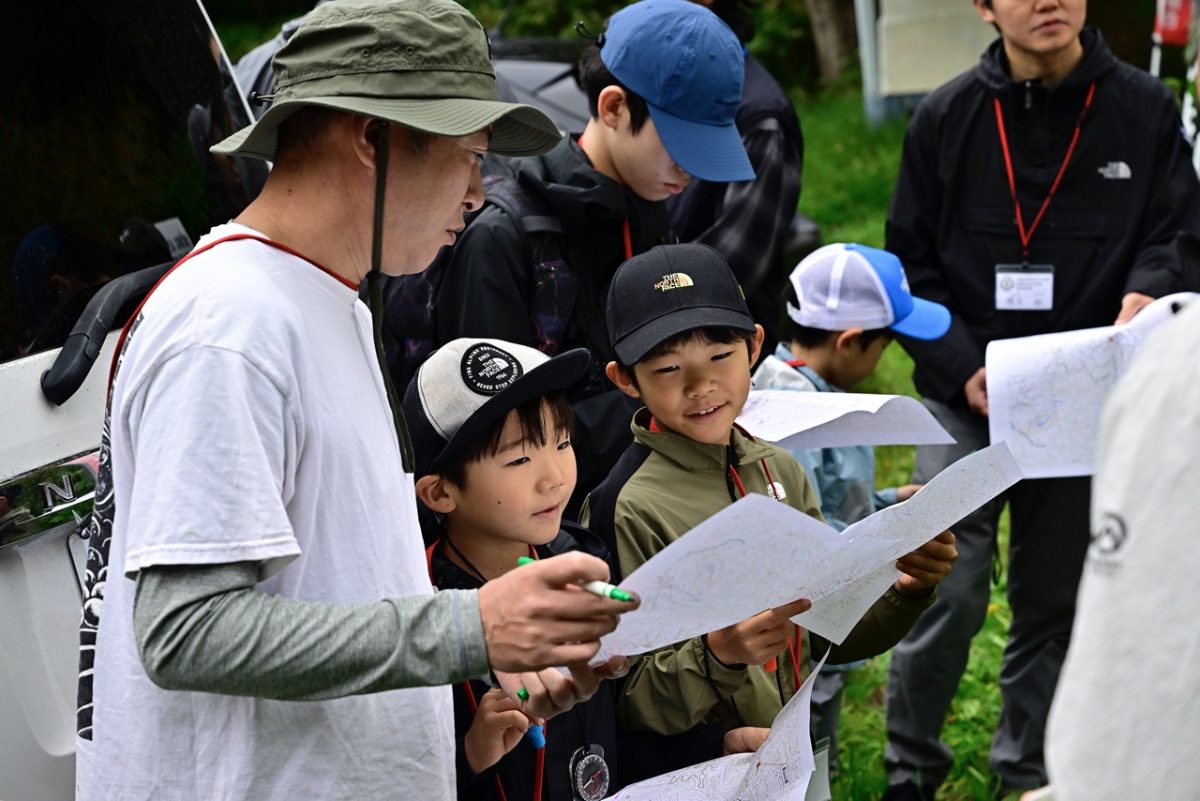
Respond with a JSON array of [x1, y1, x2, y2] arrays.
[[211, 0, 563, 161]]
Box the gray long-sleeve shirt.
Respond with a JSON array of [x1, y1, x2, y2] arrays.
[[133, 561, 489, 699]]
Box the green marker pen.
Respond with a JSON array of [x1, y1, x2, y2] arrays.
[[515, 556, 635, 602]]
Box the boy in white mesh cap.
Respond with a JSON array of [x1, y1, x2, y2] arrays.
[[752, 242, 952, 768]]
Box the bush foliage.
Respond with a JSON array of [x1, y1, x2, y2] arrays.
[[211, 0, 818, 93]]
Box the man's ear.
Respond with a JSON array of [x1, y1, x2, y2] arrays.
[[748, 324, 766, 364], [972, 0, 995, 25], [415, 474, 457, 514], [605, 360, 642, 399], [348, 115, 383, 171], [834, 327, 866, 354], [596, 86, 628, 132]]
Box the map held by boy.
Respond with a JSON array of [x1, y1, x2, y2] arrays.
[[610, 652, 829, 801], [593, 443, 1021, 658], [737, 389, 955, 450]]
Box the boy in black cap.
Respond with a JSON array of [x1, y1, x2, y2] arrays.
[[406, 337, 641, 801], [584, 243, 957, 779]]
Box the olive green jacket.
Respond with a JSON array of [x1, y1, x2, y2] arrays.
[[583, 410, 932, 734]]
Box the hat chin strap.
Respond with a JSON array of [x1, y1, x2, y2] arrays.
[[366, 120, 417, 473]]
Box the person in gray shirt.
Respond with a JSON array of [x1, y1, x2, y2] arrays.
[[77, 3, 636, 799]]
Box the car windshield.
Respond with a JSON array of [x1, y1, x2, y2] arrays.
[[0, 0, 261, 363]]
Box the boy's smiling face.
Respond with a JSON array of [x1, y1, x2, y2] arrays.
[[441, 406, 577, 548], [609, 326, 764, 446]]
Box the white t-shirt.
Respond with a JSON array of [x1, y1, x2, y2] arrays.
[[76, 224, 455, 800], [1045, 302, 1200, 800]]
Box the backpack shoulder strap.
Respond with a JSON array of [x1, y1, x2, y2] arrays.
[[483, 177, 564, 238], [484, 177, 578, 356]]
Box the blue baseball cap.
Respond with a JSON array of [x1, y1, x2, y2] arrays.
[[786, 243, 951, 340], [600, 0, 754, 183]]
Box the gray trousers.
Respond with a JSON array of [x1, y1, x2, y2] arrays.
[[884, 399, 1091, 790]]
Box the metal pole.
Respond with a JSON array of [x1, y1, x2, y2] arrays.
[[854, 0, 884, 126]]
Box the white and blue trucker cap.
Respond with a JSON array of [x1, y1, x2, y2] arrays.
[[786, 243, 951, 340]]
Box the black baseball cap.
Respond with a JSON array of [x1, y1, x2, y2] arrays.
[[606, 243, 756, 365], [403, 338, 590, 478]]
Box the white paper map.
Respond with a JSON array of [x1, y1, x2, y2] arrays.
[[793, 442, 1023, 641], [595, 443, 1022, 661], [737, 390, 955, 450], [610, 652, 829, 801], [987, 293, 1197, 478]]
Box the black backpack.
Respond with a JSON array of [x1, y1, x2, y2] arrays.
[[378, 173, 579, 390]]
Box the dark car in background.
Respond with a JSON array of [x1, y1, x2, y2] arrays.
[[0, 3, 262, 797]]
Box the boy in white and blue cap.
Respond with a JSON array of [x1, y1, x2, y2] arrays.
[[752, 242, 952, 769]]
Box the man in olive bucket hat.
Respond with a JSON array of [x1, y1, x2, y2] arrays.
[[75, 2, 639, 798]]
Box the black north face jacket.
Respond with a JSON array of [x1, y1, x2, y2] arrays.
[[886, 28, 1200, 407]]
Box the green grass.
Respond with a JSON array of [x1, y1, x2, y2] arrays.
[[796, 90, 909, 248], [796, 89, 1014, 801]]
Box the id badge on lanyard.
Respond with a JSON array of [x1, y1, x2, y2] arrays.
[[995, 263, 1054, 310], [991, 82, 1095, 313]]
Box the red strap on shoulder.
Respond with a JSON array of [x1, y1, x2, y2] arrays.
[[105, 232, 351, 395]]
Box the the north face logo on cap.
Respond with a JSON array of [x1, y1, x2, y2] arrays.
[[654, 273, 695, 292], [461, 343, 523, 395]]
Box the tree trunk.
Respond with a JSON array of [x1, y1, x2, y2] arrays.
[[805, 0, 859, 85]]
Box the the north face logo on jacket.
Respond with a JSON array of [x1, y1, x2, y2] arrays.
[[1097, 161, 1132, 179]]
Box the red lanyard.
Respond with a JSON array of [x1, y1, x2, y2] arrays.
[[426, 539, 545, 801], [993, 82, 1096, 261], [646, 417, 779, 500], [722, 455, 800, 679], [648, 417, 800, 678]]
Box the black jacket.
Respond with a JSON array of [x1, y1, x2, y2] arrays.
[[886, 28, 1200, 406], [435, 138, 669, 514], [430, 523, 622, 801]]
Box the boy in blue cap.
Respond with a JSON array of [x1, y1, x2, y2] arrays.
[[408, 0, 755, 516], [752, 242, 952, 771]]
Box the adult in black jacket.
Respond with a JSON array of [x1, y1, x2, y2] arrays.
[[881, 2, 1200, 798]]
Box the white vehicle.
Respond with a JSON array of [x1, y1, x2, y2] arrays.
[[0, 3, 261, 797]]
